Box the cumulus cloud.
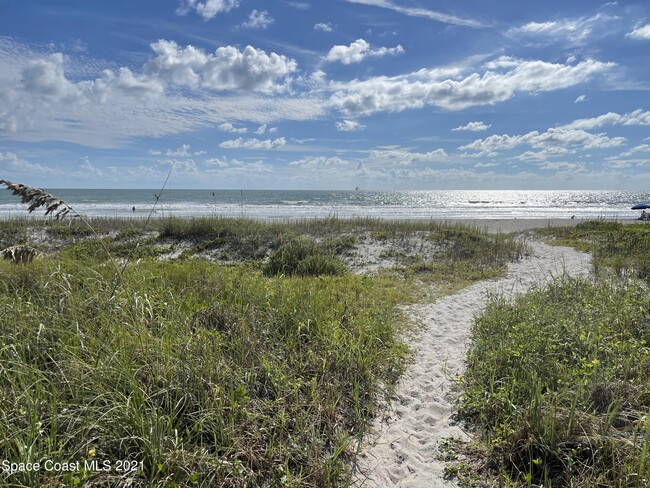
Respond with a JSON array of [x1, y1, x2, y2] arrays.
[[335, 119, 365, 131], [325, 39, 404, 64], [242, 10, 274, 29], [314, 22, 333, 32], [368, 147, 448, 164], [177, 0, 239, 20], [344, 0, 483, 28], [0, 42, 324, 147], [460, 128, 626, 156], [144, 40, 297, 93], [218, 122, 247, 133], [518, 147, 574, 161], [0, 151, 58, 175], [17, 53, 163, 104], [560, 109, 650, 130], [539, 161, 587, 172], [290, 156, 351, 167], [254, 124, 278, 134], [167, 144, 191, 156], [204, 156, 272, 173], [164, 144, 205, 156], [574, 95, 587, 103], [452, 121, 491, 132], [613, 144, 650, 158], [219, 137, 286, 149], [627, 24, 650, 40], [329, 57, 614, 115]]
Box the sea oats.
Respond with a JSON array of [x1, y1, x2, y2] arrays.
[[1, 244, 40, 264], [0, 180, 71, 219]]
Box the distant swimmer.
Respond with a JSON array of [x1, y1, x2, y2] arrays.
[[132, 206, 136, 212]]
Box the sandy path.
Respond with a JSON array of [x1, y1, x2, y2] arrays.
[[354, 240, 591, 487]]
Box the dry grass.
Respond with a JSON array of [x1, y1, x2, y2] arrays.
[[0, 179, 71, 219], [1, 244, 40, 264]]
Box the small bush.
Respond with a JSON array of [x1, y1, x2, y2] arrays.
[[264, 237, 347, 277], [296, 253, 347, 276]]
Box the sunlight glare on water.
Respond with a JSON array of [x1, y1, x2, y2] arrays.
[[0, 189, 648, 220]]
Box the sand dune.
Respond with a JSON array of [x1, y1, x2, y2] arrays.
[[355, 240, 591, 487]]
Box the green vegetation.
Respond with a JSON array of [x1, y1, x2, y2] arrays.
[[0, 215, 526, 487], [0, 256, 409, 487], [263, 237, 347, 277], [537, 220, 650, 281], [454, 221, 650, 487]]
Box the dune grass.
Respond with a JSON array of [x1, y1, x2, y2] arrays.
[[0, 256, 411, 487], [0, 215, 527, 487], [453, 221, 650, 487]]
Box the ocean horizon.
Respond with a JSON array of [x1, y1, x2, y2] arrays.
[[1, 188, 649, 221]]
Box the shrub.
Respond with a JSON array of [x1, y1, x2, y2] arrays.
[[264, 237, 347, 277]]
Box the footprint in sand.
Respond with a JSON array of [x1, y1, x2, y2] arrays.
[[355, 240, 591, 488]]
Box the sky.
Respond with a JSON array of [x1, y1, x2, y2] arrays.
[[0, 0, 649, 190]]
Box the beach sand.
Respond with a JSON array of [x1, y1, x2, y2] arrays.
[[354, 238, 592, 487]]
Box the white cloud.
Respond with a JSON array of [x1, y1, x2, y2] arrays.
[[71, 157, 120, 180], [218, 122, 247, 133], [344, 0, 483, 28], [242, 10, 274, 29], [614, 144, 650, 158], [177, 0, 239, 20], [253, 124, 277, 134], [335, 119, 365, 131], [17, 53, 164, 103], [290, 156, 351, 167], [166, 144, 191, 156], [314, 22, 333, 32], [460, 128, 626, 155], [627, 24, 650, 40], [518, 147, 574, 161], [156, 158, 201, 176], [368, 147, 448, 164], [509, 13, 617, 44], [0, 39, 325, 148], [574, 95, 587, 103], [452, 121, 491, 132], [219, 137, 286, 149], [329, 58, 614, 115], [204, 156, 272, 173], [539, 161, 587, 172], [144, 40, 297, 93], [0, 151, 58, 175], [560, 109, 650, 130], [325, 39, 404, 64], [164, 144, 205, 156]]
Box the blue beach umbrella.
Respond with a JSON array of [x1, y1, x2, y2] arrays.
[[631, 203, 650, 210]]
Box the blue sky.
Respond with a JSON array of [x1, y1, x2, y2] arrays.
[[0, 0, 649, 190]]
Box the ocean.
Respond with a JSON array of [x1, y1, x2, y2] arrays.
[[0, 189, 648, 221]]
